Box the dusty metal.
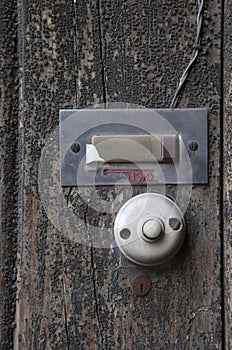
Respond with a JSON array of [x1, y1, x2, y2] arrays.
[[132, 275, 152, 296], [114, 193, 186, 266], [59, 108, 208, 186]]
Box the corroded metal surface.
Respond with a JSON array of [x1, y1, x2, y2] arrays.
[[132, 275, 152, 296]]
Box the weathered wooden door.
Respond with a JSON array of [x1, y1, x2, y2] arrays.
[[1, 0, 231, 349]]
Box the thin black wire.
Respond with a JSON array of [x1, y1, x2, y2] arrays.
[[170, 0, 204, 108]]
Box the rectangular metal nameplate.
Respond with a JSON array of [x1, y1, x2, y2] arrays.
[[59, 108, 208, 185]]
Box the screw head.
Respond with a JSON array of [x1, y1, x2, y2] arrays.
[[71, 142, 81, 153], [188, 141, 198, 152]]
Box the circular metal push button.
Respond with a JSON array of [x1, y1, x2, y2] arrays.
[[142, 219, 163, 241], [114, 193, 185, 266]]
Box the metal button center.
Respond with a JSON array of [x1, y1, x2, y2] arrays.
[[142, 219, 163, 241]]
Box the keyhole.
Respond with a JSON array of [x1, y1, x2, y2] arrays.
[[132, 275, 152, 296]]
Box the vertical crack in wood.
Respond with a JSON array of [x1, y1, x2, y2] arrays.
[[80, 187, 112, 347], [97, 0, 107, 104], [14, 0, 26, 348], [58, 234, 71, 349], [63, 190, 81, 348], [65, 3, 108, 342], [90, 247, 105, 348], [57, 192, 75, 349], [66, 187, 73, 204], [61, 273, 71, 349], [220, 0, 226, 347], [72, 1, 79, 108]]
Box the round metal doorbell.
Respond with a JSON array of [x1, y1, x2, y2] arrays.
[[114, 193, 185, 266]]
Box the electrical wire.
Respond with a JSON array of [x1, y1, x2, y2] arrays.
[[170, 0, 204, 108]]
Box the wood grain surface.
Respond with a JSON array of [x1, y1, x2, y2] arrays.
[[223, 0, 232, 348], [0, 2, 18, 349], [0, 0, 226, 349]]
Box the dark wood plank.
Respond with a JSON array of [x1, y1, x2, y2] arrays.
[[223, 0, 232, 348], [0, 1, 18, 349], [73, 0, 223, 348], [14, 1, 104, 349], [15, 0, 223, 349]]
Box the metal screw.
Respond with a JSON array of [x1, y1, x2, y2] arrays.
[[132, 275, 152, 296], [188, 141, 198, 152], [71, 142, 81, 153]]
